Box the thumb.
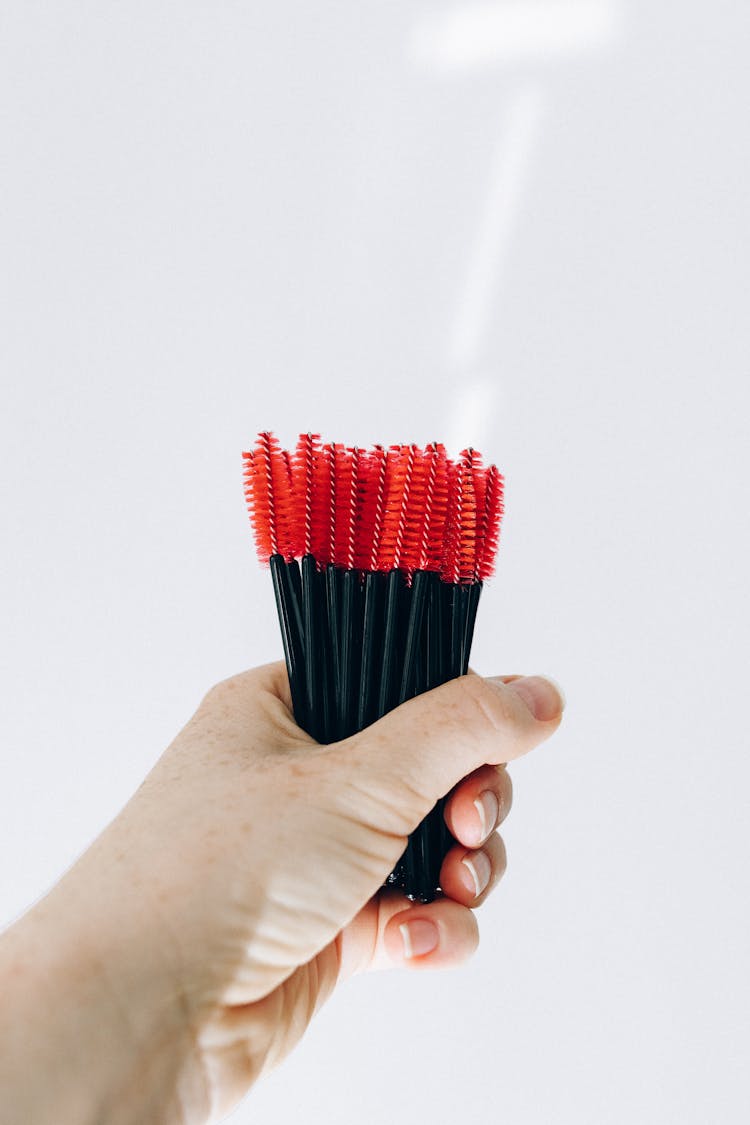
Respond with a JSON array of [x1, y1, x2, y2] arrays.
[[337, 674, 564, 831]]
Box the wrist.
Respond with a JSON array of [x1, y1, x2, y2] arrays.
[[0, 847, 210, 1125]]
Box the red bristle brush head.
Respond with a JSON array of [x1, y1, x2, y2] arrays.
[[477, 464, 504, 581], [331, 444, 356, 571], [457, 451, 479, 584], [461, 448, 486, 582], [291, 432, 321, 558], [346, 446, 363, 572], [242, 432, 300, 563], [377, 444, 417, 572], [243, 432, 285, 563], [351, 447, 378, 571], [277, 448, 298, 560], [356, 445, 388, 572], [242, 432, 504, 582], [422, 443, 450, 574], [399, 446, 430, 579], [242, 451, 266, 558], [309, 441, 336, 568], [442, 455, 478, 584]]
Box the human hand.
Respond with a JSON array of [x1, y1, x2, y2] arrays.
[[0, 663, 563, 1125]]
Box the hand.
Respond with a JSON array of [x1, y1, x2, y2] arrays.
[[0, 663, 564, 1125]]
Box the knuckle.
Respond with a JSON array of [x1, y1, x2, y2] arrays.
[[451, 673, 518, 734]]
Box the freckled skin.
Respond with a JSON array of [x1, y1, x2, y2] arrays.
[[0, 661, 562, 1125]]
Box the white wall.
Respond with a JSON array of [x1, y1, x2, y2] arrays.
[[1, 2, 748, 1122]]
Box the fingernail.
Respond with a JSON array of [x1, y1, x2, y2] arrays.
[[461, 851, 492, 898], [473, 790, 499, 844], [399, 919, 439, 959], [506, 676, 565, 721]]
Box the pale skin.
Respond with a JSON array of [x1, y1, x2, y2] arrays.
[[0, 664, 564, 1124]]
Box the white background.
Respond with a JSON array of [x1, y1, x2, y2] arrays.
[[1, 2, 748, 1122]]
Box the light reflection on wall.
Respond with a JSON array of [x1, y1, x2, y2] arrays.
[[450, 85, 545, 372], [411, 0, 622, 73], [410, 1, 623, 453]]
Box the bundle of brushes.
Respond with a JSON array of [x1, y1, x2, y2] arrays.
[[242, 432, 504, 903]]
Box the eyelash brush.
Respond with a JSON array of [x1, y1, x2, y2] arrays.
[[242, 432, 504, 902]]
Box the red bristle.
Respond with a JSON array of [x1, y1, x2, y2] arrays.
[[375, 446, 401, 570], [442, 456, 477, 584], [397, 444, 418, 570], [326, 442, 337, 567], [399, 446, 431, 578], [347, 446, 361, 571], [461, 448, 486, 581], [477, 464, 505, 581], [415, 444, 439, 571], [425, 444, 449, 574], [332, 444, 354, 569], [274, 447, 297, 560], [242, 450, 270, 561], [243, 432, 286, 563], [351, 448, 372, 570], [292, 433, 320, 557], [258, 432, 280, 557], [442, 460, 461, 584], [377, 444, 417, 571], [244, 433, 501, 578], [457, 451, 478, 583], [405, 443, 442, 573], [258, 432, 281, 559], [309, 440, 334, 566], [463, 448, 486, 525], [357, 444, 387, 571]]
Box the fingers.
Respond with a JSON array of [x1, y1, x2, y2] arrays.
[[439, 832, 507, 908], [338, 840, 512, 978], [443, 763, 512, 848], [384, 897, 480, 969], [338, 892, 481, 977], [337, 673, 564, 829], [440, 764, 510, 907]]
